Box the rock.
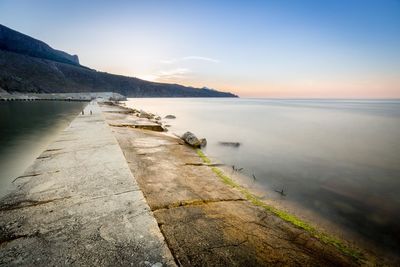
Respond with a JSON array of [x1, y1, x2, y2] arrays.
[[164, 115, 176, 119], [218, 142, 241, 147], [181, 131, 207, 148], [150, 119, 162, 125], [139, 110, 154, 119], [135, 125, 165, 132], [200, 138, 207, 147], [155, 116, 161, 120]]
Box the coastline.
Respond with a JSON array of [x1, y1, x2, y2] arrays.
[[119, 98, 400, 265], [0, 91, 126, 101], [0, 99, 388, 265], [100, 102, 383, 266]]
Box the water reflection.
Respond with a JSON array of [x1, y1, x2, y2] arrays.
[[0, 101, 86, 197]]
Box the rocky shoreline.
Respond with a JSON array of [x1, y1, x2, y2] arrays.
[[100, 101, 383, 266]]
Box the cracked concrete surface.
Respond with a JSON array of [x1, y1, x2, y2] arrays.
[[0, 102, 175, 266], [101, 103, 361, 267]]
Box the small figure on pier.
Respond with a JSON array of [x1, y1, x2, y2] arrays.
[[81, 110, 84, 115], [90, 110, 92, 115]]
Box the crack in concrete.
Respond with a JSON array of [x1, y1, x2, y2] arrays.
[[37, 155, 51, 159], [88, 189, 142, 200], [184, 162, 224, 167], [206, 239, 248, 251], [54, 138, 78, 142], [12, 170, 61, 183], [0, 196, 71, 211], [44, 148, 62, 152], [114, 189, 141, 196], [157, 224, 182, 266], [12, 173, 41, 182]]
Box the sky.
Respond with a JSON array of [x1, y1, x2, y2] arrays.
[[1, 0, 399, 98]]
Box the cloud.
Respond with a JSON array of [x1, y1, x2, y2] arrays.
[[160, 56, 220, 64], [140, 68, 191, 81], [182, 56, 220, 63]]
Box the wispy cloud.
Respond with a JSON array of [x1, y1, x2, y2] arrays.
[[182, 56, 220, 63], [161, 56, 220, 64], [140, 68, 191, 81], [158, 68, 191, 78]]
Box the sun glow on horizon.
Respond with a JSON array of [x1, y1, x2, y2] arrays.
[[2, 0, 398, 98]]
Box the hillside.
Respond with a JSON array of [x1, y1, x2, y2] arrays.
[[0, 24, 79, 66], [0, 24, 237, 97]]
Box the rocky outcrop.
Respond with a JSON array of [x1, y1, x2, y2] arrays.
[[181, 132, 207, 148]]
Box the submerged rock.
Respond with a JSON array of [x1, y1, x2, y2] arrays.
[[218, 142, 241, 147], [135, 125, 165, 132], [164, 115, 176, 119], [181, 131, 207, 148]]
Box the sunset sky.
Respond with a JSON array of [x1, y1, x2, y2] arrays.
[[1, 0, 399, 98]]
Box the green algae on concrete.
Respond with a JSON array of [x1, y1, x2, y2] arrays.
[[196, 148, 364, 263]]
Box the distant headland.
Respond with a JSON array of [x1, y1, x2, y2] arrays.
[[0, 24, 237, 98]]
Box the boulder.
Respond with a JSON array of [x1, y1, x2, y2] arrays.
[[165, 115, 176, 119], [139, 110, 154, 119], [181, 131, 207, 148]]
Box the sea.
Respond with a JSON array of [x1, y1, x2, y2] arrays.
[[125, 98, 400, 255]]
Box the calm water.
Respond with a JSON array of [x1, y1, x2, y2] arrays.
[[125, 98, 400, 253], [0, 101, 86, 197]]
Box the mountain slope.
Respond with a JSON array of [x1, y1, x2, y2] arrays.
[[0, 24, 79, 66], [0, 24, 237, 97]]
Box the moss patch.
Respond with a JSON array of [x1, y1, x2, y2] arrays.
[[196, 149, 211, 164], [196, 149, 364, 262]]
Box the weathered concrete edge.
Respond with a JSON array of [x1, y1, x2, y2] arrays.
[[96, 103, 179, 266], [195, 148, 368, 264]]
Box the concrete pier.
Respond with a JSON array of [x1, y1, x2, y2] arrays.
[[0, 102, 175, 266]]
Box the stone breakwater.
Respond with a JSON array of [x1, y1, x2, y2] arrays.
[[0, 100, 380, 266], [0, 101, 175, 266], [100, 102, 377, 266]]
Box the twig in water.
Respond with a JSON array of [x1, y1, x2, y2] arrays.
[[274, 187, 287, 197], [231, 165, 244, 173]]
